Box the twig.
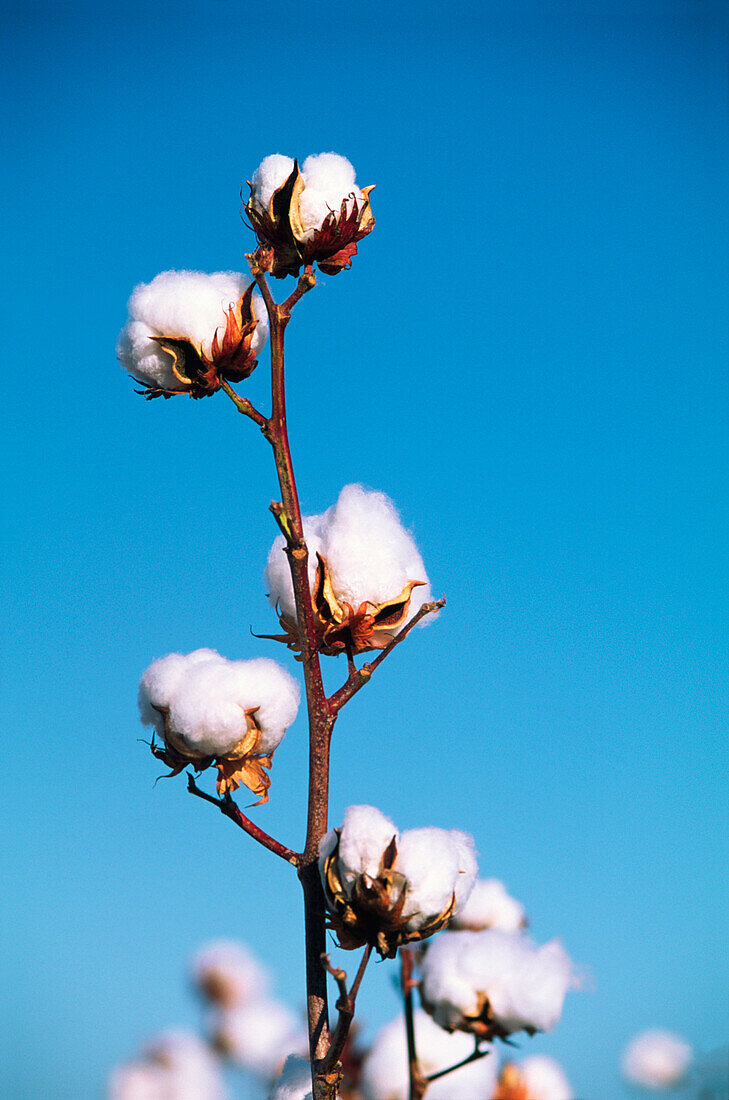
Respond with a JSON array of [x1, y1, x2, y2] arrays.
[[401, 948, 427, 1100], [186, 774, 299, 865], [321, 945, 373, 1073], [425, 1040, 492, 1084], [219, 379, 269, 433], [329, 598, 446, 713], [282, 265, 317, 317]]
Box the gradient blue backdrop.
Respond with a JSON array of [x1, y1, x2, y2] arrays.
[[2, 1, 728, 1096]]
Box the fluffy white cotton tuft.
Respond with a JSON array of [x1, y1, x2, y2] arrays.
[[192, 940, 270, 1007], [211, 999, 307, 1079], [360, 1009, 499, 1100], [270, 1055, 313, 1100], [139, 650, 299, 757], [520, 1055, 574, 1099], [450, 878, 527, 932], [265, 484, 430, 638], [324, 804, 400, 896], [250, 154, 296, 210], [420, 930, 578, 1036], [621, 1030, 693, 1089], [117, 270, 268, 389], [297, 153, 364, 239], [108, 1030, 228, 1100], [396, 828, 477, 930]]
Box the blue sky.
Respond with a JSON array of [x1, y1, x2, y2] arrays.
[[2, 0, 728, 1096]]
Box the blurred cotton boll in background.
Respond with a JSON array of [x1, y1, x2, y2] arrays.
[[450, 878, 527, 932], [621, 1029, 693, 1090], [108, 1030, 227, 1100], [360, 1009, 499, 1100], [191, 940, 270, 1009]]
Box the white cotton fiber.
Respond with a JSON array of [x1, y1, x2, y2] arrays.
[[420, 930, 577, 1036], [139, 650, 299, 757], [397, 828, 476, 929], [270, 1055, 313, 1100], [192, 940, 270, 1007], [327, 805, 400, 896], [211, 999, 307, 1079], [117, 270, 268, 389], [138, 648, 222, 733], [265, 485, 430, 639], [621, 1030, 693, 1089], [265, 512, 328, 621], [450, 878, 527, 933], [360, 1010, 499, 1100], [520, 1055, 574, 1100], [144, 1030, 228, 1100], [250, 154, 296, 210], [107, 1061, 170, 1100], [321, 485, 430, 612], [296, 153, 364, 239]]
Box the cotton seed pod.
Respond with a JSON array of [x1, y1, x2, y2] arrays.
[[418, 929, 578, 1041], [246, 153, 375, 278], [318, 805, 477, 959], [139, 649, 299, 802], [265, 484, 430, 657], [117, 270, 268, 399]]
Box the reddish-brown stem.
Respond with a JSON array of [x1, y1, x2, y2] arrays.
[[249, 257, 335, 1098], [401, 949, 427, 1100], [329, 598, 446, 714], [321, 944, 373, 1073], [219, 379, 269, 433], [186, 774, 298, 865]]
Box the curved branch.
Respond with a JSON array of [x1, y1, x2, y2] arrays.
[[186, 773, 299, 865]]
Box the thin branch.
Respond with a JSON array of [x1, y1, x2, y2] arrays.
[[246, 251, 277, 318], [321, 944, 373, 1073], [281, 265, 317, 317], [219, 379, 269, 433], [186, 773, 299, 866], [329, 598, 446, 713], [425, 1041, 492, 1084], [401, 949, 427, 1100]]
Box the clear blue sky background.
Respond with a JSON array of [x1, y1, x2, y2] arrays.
[[2, 1, 727, 1097]]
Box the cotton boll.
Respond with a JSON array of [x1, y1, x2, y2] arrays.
[[251, 154, 296, 210], [117, 319, 181, 392], [520, 1055, 574, 1100], [321, 484, 430, 613], [192, 940, 270, 1008], [449, 831, 479, 913], [360, 1010, 499, 1100], [270, 1055, 313, 1100], [336, 804, 400, 895], [420, 930, 578, 1037], [138, 649, 223, 733], [211, 999, 307, 1079], [621, 1030, 693, 1089], [451, 879, 527, 933], [120, 270, 264, 368]]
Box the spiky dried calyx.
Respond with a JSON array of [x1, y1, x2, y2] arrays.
[[246, 161, 375, 279], [150, 705, 274, 804], [136, 285, 262, 399], [269, 553, 424, 658], [321, 831, 456, 959]]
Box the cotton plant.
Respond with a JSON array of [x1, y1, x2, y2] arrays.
[[108, 1030, 228, 1100], [494, 1056, 574, 1100], [117, 152, 581, 1100]]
